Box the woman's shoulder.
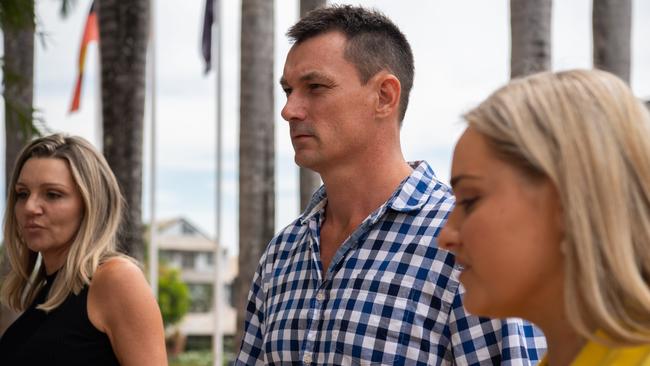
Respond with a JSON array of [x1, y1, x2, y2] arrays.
[[87, 259, 167, 364], [90, 257, 148, 301], [573, 339, 650, 365], [93, 257, 142, 282], [88, 257, 150, 332]]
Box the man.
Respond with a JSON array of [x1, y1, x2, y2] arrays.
[[236, 5, 546, 365]]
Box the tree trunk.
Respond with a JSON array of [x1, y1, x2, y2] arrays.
[[97, 0, 149, 262], [299, 168, 320, 211], [592, 0, 631, 83], [300, 0, 326, 18], [236, 0, 275, 349], [1, 0, 35, 336], [2, 2, 35, 191], [297, 0, 325, 212], [510, 0, 552, 78]]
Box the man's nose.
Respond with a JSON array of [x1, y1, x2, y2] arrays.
[[281, 94, 307, 123]]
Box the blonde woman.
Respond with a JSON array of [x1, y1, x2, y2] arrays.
[[439, 69, 650, 365], [0, 134, 167, 365]]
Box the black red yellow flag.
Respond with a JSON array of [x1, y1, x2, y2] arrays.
[[69, 1, 98, 113]]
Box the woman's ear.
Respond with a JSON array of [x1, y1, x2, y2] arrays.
[[375, 73, 401, 119], [547, 180, 566, 248]]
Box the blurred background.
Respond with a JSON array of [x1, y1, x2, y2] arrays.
[[1, 0, 649, 365]]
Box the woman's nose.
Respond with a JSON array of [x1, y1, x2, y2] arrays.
[[23, 195, 44, 215], [438, 211, 460, 253]]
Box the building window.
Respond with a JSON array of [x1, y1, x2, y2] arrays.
[[181, 222, 196, 235], [188, 283, 213, 313], [181, 252, 195, 269], [159, 250, 183, 269], [195, 251, 214, 272], [224, 282, 234, 307], [185, 335, 212, 351]]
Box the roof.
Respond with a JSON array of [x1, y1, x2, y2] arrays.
[[154, 217, 211, 239], [151, 217, 220, 251]]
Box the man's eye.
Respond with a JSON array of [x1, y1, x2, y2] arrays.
[[309, 84, 322, 90], [282, 87, 292, 96]]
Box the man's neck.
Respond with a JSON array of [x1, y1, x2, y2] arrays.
[[317, 153, 412, 274], [321, 154, 412, 229]]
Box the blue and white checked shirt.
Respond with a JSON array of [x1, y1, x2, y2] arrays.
[[236, 161, 547, 365]]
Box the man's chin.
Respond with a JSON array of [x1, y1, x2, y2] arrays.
[[294, 155, 321, 171]]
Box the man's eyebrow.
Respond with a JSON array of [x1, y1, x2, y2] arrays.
[[449, 174, 481, 189], [279, 71, 334, 87], [300, 71, 334, 84]]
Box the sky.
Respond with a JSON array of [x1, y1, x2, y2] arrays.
[[1, 0, 649, 256]]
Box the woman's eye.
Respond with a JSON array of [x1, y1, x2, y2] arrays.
[[15, 191, 28, 200], [458, 197, 479, 212], [46, 191, 62, 199]]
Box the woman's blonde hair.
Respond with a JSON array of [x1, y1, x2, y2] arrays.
[[1, 133, 127, 312], [464, 69, 650, 345]]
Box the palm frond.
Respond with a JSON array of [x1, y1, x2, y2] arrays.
[[58, 0, 78, 19]]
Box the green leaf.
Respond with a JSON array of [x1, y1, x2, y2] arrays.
[[158, 265, 191, 327]]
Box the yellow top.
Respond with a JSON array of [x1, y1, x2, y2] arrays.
[[537, 339, 650, 365]]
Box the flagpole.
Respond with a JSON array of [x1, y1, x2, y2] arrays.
[[212, 0, 224, 364], [95, 43, 102, 150], [94, 1, 102, 150], [147, 0, 158, 298], [67, 1, 101, 144]]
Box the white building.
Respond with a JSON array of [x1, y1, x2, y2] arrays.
[[155, 218, 237, 351]]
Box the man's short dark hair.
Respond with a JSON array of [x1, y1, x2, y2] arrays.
[[287, 5, 414, 123]]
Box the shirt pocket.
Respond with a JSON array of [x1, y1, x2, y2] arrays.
[[332, 280, 417, 365]]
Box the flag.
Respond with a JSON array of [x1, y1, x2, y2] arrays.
[[201, 0, 214, 74], [69, 1, 98, 113]]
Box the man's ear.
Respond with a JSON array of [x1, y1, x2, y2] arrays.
[[375, 73, 401, 119]]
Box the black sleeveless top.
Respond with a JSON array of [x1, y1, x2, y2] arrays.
[[0, 272, 120, 365]]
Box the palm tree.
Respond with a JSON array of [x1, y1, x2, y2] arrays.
[[0, 0, 35, 336], [510, 0, 552, 78], [592, 0, 631, 83], [1, 0, 35, 195], [97, 0, 149, 262], [236, 0, 275, 348], [297, 0, 325, 212]]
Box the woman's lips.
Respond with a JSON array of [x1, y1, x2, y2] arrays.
[[24, 223, 45, 231], [454, 257, 470, 271]]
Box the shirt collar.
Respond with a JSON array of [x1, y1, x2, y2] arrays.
[[300, 185, 328, 225], [387, 160, 438, 212], [299, 161, 441, 224]]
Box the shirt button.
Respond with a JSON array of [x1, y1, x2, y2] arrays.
[[316, 291, 325, 302], [303, 352, 313, 364]]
